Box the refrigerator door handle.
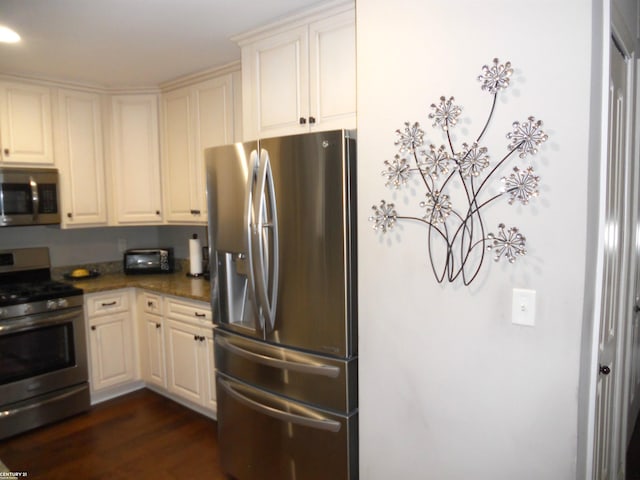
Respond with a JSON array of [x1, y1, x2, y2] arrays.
[[252, 148, 279, 332], [218, 377, 341, 433], [246, 149, 264, 333], [215, 335, 341, 378]]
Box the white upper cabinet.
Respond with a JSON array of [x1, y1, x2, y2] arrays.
[[162, 87, 195, 223], [110, 94, 163, 224], [56, 89, 108, 227], [0, 81, 55, 165], [238, 2, 355, 140], [162, 73, 235, 224]]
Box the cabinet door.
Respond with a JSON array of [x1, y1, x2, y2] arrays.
[[57, 89, 108, 227], [193, 74, 234, 218], [0, 82, 54, 164], [204, 327, 217, 412], [162, 87, 198, 223], [111, 94, 163, 224], [141, 312, 166, 388], [242, 25, 309, 140], [165, 318, 205, 404], [308, 10, 356, 131], [89, 312, 135, 391]]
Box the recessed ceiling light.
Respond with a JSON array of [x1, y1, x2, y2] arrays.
[[0, 26, 21, 44]]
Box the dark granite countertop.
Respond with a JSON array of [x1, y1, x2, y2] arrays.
[[63, 272, 211, 303]]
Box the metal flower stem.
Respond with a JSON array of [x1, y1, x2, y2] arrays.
[[434, 93, 497, 283]]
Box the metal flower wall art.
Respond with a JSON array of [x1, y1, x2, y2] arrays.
[[369, 58, 548, 285]]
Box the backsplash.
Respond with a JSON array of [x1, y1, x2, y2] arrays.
[[0, 225, 207, 267]]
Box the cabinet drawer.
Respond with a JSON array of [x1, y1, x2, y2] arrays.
[[165, 297, 211, 325], [141, 291, 163, 315], [87, 290, 129, 316]]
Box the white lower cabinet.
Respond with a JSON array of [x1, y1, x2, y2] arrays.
[[139, 292, 166, 388], [136, 291, 216, 417], [164, 297, 216, 414], [85, 289, 138, 396]]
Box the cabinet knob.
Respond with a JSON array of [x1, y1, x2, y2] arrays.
[[309, 116, 316, 125], [155, 210, 161, 215], [3, 148, 9, 156], [299, 117, 307, 125], [91, 325, 96, 331], [599, 364, 611, 375], [67, 212, 73, 219], [193, 334, 198, 341], [155, 322, 161, 329]]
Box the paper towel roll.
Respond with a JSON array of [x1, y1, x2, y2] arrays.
[[189, 235, 203, 275]]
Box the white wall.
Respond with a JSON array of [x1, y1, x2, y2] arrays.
[[357, 1, 596, 478]]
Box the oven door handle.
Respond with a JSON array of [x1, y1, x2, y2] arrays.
[[0, 309, 81, 335], [0, 384, 87, 419]]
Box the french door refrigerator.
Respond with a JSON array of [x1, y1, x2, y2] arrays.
[[205, 129, 358, 480]]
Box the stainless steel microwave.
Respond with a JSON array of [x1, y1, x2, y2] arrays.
[[124, 248, 175, 274], [0, 167, 60, 227]]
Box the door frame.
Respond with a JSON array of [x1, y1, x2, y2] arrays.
[[582, 2, 639, 479]]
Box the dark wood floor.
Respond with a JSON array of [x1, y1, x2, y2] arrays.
[[5, 389, 640, 479], [0, 389, 227, 479]]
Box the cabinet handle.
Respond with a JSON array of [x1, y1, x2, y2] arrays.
[[190, 209, 201, 215], [299, 117, 307, 125], [309, 116, 316, 124], [101, 301, 117, 307], [194, 312, 206, 318], [67, 212, 73, 219], [3, 148, 9, 156]]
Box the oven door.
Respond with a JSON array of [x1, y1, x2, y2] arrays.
[[0, 305, 88, 405]]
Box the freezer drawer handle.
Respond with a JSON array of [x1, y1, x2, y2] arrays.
[[218, 377, 341, 433], [215, 335, 340, 378]]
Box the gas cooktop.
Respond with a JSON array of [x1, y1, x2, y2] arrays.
[[0, 280, 83, 307]]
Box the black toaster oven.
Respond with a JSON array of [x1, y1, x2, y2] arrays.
[[124, 248, 175, 274]]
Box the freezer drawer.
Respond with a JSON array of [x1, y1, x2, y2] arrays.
[[217, 373, 358, 480], [215, 329, 357, 413]]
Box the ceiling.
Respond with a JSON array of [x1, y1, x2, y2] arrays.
[[0, 0, 326, 88]]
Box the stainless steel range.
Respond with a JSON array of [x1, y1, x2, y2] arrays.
[[0, 247, 89, 440]]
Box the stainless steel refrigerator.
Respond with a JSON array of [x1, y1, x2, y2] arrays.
[[205, 129, 358, 480]]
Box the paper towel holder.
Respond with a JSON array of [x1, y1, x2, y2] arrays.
[[187, 233, 205, 278]]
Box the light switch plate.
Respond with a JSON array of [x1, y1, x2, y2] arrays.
[[512, 288, 536, 326]]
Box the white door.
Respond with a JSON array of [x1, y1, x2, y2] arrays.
[[594, 37, 630, 480]]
